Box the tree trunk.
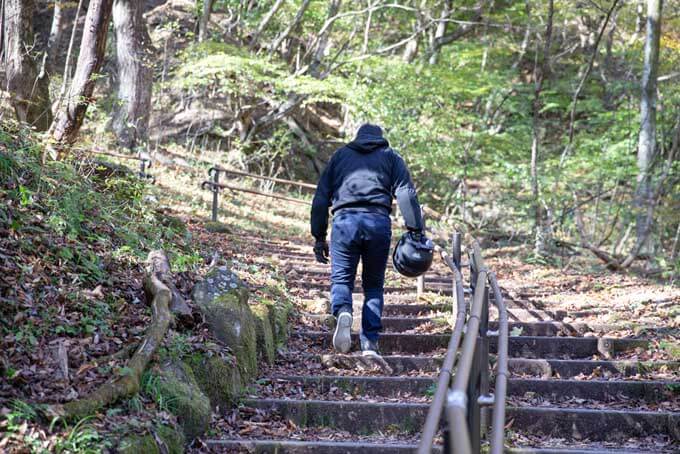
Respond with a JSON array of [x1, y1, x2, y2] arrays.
[[269, 0, 311, 55], [198, 0, 216, 42], [361, 0, 375, 54], [309, 0, 342, 78], [46, 0, 65, 74], [51, 0, 114, 146], [249, 0, 285, 50], [2, 0, 52, 131], [403, 0, 426, 63], [630, 0, 663, 262], [428, 0, 453, 65], [530, 0, 554, 257], [112, 0, 155, 150]]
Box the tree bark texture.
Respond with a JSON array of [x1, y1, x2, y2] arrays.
[[51, 0, 114, 146], [112, 0, 154, 150], [198, 0, 216, 42], [631, 0, 663, 261], [46, 0, 65, 74], [2, 0, 52, 131]]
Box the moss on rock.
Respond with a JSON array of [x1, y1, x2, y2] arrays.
[[186, 352, 243, 409], [204, 221, 232, 233], [252, 303, 276, 364], [192, 267, 258, 382], [157, 361, 211, 440], [261, 297, 292, 347], [117, 423, 185, 454]]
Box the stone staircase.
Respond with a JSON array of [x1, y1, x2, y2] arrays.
[[204, 240, 680, 453]]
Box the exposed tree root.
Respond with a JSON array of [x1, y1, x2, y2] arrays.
[[50, 251, 175, 420]]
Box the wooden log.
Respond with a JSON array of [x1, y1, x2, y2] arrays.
[[146, 250, 192, 316]]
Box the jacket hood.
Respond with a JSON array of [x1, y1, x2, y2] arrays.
[[347, 123, 389, 153]]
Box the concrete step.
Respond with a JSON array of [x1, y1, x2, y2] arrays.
[[205, 439, 437, 453], [301, 354, 680, 379], [319, 301, 570, 321], [301, 314, 663, 338], [299, 331, 648, 358], [260, 375, 678, 403], [243, 398, 680, 442], [298, 281, 452, 295], [507, 378, 679, 402]]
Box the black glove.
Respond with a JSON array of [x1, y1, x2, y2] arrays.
[[313, 239, 329, 264]]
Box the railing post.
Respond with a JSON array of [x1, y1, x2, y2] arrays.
[[210, 168, 220, 222], [452, 231, 462, 271]]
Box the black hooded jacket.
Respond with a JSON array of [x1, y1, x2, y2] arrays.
[[310, 124, 423, 240]]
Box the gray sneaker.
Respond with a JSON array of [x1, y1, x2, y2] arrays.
[[333, 312, 353, 353], [361, 339, 380, 357]]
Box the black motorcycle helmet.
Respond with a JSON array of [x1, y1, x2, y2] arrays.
[[392, 231, 434, 277]]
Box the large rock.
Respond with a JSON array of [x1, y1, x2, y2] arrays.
[[117, 423, 185, 454], [187, 352, 243, 410], [157, 361, 211, 440], [260, 297, 292, 347], [252, 303, 275, 365], [192, 266, 257, 382]]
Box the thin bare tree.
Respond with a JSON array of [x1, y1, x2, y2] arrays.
[[622, 0, 664, 267], [269, 0, 312, 56], [309, 0, 342, 78], [428, 0, 453, 64], [530, 0, 554, 257], [249, 0, 285, 50], [51, 0, 114, 146]]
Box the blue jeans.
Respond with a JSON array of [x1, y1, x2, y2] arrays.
[[330, 211, 392, 344]]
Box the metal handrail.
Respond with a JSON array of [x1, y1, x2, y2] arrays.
[[209, 166, 317, 190], [418, 245, 468, 453], [201, 180, 311, 205], [446, 267, 488, 454], [487, 271, 509, 454], [418, 235, 508, 454]]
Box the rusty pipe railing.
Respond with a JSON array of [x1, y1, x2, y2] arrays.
[[446, 266, 488, 454], [418, 235, 508, 454], [417, 241, 468, 454], [209, 166, 317, 190], [202, 168, 313, 221], [487, 271, 509, 454]]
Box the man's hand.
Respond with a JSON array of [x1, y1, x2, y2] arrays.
[[314, 239, 329, 264]]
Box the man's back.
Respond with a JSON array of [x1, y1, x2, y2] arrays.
[[310, 124, 422, 241], [309, 124, 425, 356]]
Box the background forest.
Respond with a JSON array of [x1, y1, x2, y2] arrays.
[[2, 0, 680, 275]]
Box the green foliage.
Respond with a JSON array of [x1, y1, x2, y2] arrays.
[[141, 371, 178, 414], [53, 417, 105, 454], [174, 42, 355, 104]]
